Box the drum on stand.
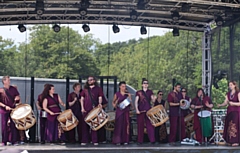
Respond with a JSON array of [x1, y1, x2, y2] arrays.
[[11, 104, 36, 130], [146, 105, 169, 127], [198, 110, 212, 137], [85, 107, 109, 131], [57, 109, 79, 131], [184, 113, 194, 138]]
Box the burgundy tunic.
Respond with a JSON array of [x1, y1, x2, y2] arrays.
[[37, 94, 47, 142], [182, 96, 191, 117], [191, 96, 213, 142], [0, 86, 19, 113], [167, 91, 183, 116], [223, 91, 240, 144], [112, 92, 130, 144], [46, 94, 61, 121], [67, 91, 81, 117], [135, 90, 153, 112]]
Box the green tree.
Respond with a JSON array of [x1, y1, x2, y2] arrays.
[[211, 79, 228, 109]]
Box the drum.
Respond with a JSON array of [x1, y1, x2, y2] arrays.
[[57, 109, 79, 131], [85, 107, 109, 131], [118, 98, 131, 110], [184, 113, 194, 138], [11, 104, 36, 130], [146, 105, 169, 127], [198, 110, 212, 137], [180, 99, 190, 110], [104, 111, 115, 131]]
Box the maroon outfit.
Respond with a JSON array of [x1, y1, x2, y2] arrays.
[[182, 96, 191, 117], [45, 94, 65, 142], [37, 94, 47, 143], [136, 90, 155, 143], [112, 92, 130, 144], [191, 96, 213, 142], [154, 99, 168, 143], [223, 91, 240, 144], [67, 91, 83, 143], [80, 86, 104, 143], [167, 91, 186, 143], [0, 86, 20, 145]]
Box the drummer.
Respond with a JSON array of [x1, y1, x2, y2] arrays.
[[181, 88, 192, 117], [0, 76, 21, 146], [191, 88, 213, 143], [135, 78, 155, 144], [80, 76, 104, 146], [112, 81, 132, 145], [154, 90, 168, 143], [40, 84, 66, 145]]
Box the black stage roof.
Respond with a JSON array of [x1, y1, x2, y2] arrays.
[[0, 0, 240, 32]]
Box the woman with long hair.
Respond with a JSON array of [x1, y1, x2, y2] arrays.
[[40, 84, 66, 144], [218, 81, 240, 146], [112, 81, 132, 145], [190, 88, 213, 143]]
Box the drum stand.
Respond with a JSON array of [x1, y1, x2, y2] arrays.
[[209, 116, 225, 145]]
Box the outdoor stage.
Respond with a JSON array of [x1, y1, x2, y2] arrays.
[[0, 143, 240, 153]]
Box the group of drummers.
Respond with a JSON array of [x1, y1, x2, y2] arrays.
[[0, 75, 240, 147]]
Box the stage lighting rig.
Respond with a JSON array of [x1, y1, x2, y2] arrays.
[[52, 24, 61, 33], [18, 24, 26, 33], [215, 16, 224, 26], [35, 0, 44, 15], [172, 28, 179, 37], [82, 24, 90, 32], [130, 9, 138, 20], [171, 11, 180, 21], [112, 24, 120, 33], [140, 25, 147, 35], [79, 0, 90, 16]]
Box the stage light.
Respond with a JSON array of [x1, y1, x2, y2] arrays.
[[172, 28, 179, 37], [171, 11, 180, 21], [130, 9, 138, 20], [35, 0, 44, 15], [112, 24, 120, 33], [79, 0, 90, 16], [82, 24, 90, 32], [215, 16, 224, 26], [52, 24, 61, 33], [137, 0, 148, 9], [140, 25, 147, 35], [181, 3, 190, 12], [18, 24, 26, 33]]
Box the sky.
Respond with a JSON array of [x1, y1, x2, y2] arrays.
[[0, 24, 170, 44]]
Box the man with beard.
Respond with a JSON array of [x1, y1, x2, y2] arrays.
[[80, 76, 104, 146]]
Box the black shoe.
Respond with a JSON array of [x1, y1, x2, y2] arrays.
[[41, 141, 45, 144]]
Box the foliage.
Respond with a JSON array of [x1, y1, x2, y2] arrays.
[[211, 79, 228, 109]]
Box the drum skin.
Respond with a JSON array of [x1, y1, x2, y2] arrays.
[[11, 104, 36, 130]]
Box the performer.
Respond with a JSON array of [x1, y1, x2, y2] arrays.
[[97, 95, 108, 143], [36, 84, 49, 144], [181, 88, 192, 117], [191, 88, 213, 143], [80, 76, 104, 146], [67, 83, 83, 143], [135, 78, 155, 144], [154, 90, 168, 143], [41, 84, 66, 144], [167, 82, 186, 145], [218, 81, 240, 146], [0, 76, 21, 146], [112, 81, 132, 145]]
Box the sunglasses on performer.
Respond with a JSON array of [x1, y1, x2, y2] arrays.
[[159, 94, 163, 96], [143, 82, 148, 84], [88, 79, 94, 81], [181, 91, 186, 92]]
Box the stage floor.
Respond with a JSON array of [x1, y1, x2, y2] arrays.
[[0, 143, 240, 153]]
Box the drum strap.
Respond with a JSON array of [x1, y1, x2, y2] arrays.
[[88, 88, 97, 107], [141, 90, 151, 106], [48, 95, 61, 110]]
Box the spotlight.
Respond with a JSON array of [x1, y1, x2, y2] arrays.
[[52, 24, 61, 33], [171, 11, 180, 21], [82, 24, 90, 32], [215, 16, 224, 26], [112, 24, 120, 33], [18, 24, 26, 33], [130, 9, 138, 20], [35, 0, 44, 15], [137, 0, 148, 9], [140, 25, 147, 35], [172, 28, 179, 37], [79, 0, 90, 16]]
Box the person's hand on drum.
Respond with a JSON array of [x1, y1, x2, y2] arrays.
[[136, 109, 140, 114], [49, 112, 55, 115], [98, 103, 102, 108], [81, 108, 86, 113], [5, 106, 12, 111]]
